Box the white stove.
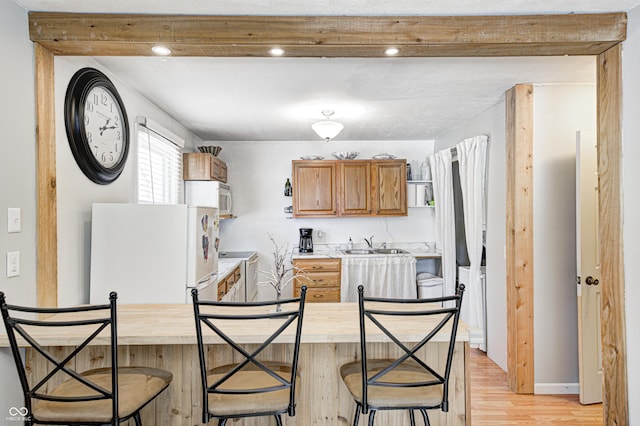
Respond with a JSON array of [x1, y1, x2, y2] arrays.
[[218, 251, 258, 302]]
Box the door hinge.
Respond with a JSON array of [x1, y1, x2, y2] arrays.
[[576, 275, 581, 285]]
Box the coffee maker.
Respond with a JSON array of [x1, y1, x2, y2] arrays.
[[299, 228, 314, 253]]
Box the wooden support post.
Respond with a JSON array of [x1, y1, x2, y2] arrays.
[[597, 44, 628, 426], [505, 84, 534, 394]]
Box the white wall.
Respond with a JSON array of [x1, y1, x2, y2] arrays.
[[435, 101, 508, 371], [532, 84, 596, 389], [209, 140, 436, 299], [622, 4, 640, 423], [0, 0, 37, 414], [54, 57, 203, 307]]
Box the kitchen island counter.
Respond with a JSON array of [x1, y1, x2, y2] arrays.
[[0, 303, 470, 425]]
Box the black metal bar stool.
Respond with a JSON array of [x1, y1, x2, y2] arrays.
[[0, 291, 173, 426], [339, 284, 465, 425], [192, 286, 307, 425]]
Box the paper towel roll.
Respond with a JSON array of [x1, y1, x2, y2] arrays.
[[415, 184, 426, 206], [407, 184, 417, 207]]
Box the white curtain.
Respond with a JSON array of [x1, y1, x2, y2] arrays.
[[429, 149, 456, 307], [456, 135, 488, 346], [341, 255, 416, 302]]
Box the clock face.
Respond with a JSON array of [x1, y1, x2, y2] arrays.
[[83, 86, 126, 169], [64, 68, 130, 185]]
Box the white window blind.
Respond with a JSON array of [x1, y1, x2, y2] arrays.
[[137, 123, 183, 204]]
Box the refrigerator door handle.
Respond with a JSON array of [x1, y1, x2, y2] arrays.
[[197, 275, 213, 286]]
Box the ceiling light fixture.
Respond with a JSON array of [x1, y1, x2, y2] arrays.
[[270, 47, 285, 56], [385, 47, 399, 56], [312, 110, 344, 142], [151, 45, 172, 56]]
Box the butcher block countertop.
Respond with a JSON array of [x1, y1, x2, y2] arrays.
[[0, 302, 468, 348]]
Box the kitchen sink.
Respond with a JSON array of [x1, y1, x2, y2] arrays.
[[373, 248, 408, 254], [342, 249, 377, 255], [341, 248, 409, 255]]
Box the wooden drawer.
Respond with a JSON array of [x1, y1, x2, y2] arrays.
[[217, 281, 227, 301], [295, 272, 340, 288], [294, 258, 341, 272], [223, 266, 241, 292], [294, 286, 340, 303], [224, 275, 234, 290]]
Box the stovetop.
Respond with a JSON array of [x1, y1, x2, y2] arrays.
[[219, 251, 257, 259]]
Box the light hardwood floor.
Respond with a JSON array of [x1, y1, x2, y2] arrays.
[[470, 349, 603, 425]]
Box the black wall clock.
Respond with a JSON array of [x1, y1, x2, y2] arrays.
[[64, 67, 130, 184]]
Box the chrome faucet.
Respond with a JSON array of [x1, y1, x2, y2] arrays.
[[364, 236, 374, 248]]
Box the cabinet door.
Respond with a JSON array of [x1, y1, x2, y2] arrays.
[[219, 161, 228, 183], [183, 153, 213, 180], [373, 160, 407, 216], [339, 161, 372, 216], [292, 161, 337, 217]]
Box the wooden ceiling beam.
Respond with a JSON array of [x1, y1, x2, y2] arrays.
[[29, 12, 626, 57]]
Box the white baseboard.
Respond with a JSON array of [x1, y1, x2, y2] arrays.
[[534, 383, 579, 394]]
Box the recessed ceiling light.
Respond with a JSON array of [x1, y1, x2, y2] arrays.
[[151, 45, 172, 56], [270, 47, 285, 56], [385, 47, 399, 56]]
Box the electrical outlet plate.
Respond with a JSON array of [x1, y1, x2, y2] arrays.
[[7, 251, 20, 277]]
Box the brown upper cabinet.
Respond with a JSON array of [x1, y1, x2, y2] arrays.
[[372, 160, 408, 216], [292, 160, 337, 217], [292, 159, 407, 218], [339, 160, 372, 216], [183, 153, 228, 183]]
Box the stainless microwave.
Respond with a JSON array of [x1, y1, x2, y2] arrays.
[[185, 181, 232, 216]]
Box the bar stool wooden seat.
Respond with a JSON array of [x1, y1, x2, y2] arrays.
[[339, 285, 464, 426], [192, 286, 307, 426], [0, 291, 172, 426]]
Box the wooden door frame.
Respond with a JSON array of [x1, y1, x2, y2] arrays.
[[28, 12, 628, 424]]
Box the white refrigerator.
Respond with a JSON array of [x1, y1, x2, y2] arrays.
[[90, 203, 219, 304]]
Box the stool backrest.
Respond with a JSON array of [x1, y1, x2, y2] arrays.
[[357, 284, 465, 412], [192, 287, 307, 422], [0, 291, 119, 423]]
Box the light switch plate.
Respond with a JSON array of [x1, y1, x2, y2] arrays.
[[8, 208, 21, 233]]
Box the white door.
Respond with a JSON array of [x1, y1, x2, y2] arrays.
[[576, 130, 603, 405]]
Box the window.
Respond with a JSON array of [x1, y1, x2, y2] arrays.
[[137, 120, 183, 204]]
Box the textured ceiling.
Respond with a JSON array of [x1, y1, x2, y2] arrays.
[[95, 56, 596, 141]]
